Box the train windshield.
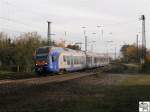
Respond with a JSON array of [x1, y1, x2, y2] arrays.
[[36, 54, 48, 60], [36, 47, 50, 60], [36, 47, 49, 54]]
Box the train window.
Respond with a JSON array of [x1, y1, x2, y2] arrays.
[[36, 54, 48, 61], [75, 56, 78, 64], [69, 56, 71, 65], [87, 56, 90, 64], [36, 47, 49, 54], [76, 56, 79, 64], [78, 57, 80, 64], [81, 57, 84, 64], [77, 57, 80, 64], [76, 57, 77, 64], [73, 57, 75, 64], [71, 56, 73, 65], [74, 56, 77, 64], [79, 57, 82, 64], [79, 57, 81, 64], [66, 56, 68, 64], [76, 57, 78, 64], [67, 56, 70, 65], [76, 56, 78, 64], [74, 57, 75, 64], [52, 55, 57, 62], [68, 56, 72, 65], [63, 56, 66, 62], [94, 58, 96, 63], [80, 57, 82, 64]]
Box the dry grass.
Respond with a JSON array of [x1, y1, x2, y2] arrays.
[[0, 73, 150, 112]]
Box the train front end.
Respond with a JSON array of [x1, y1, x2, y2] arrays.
[[34, 47, 52, 75]]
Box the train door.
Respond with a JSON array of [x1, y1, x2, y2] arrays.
[[51, 53, 59, 72]]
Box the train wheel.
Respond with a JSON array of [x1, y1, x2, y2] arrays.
[[36, 72, 42, 77], [59, 69, 64, 75]]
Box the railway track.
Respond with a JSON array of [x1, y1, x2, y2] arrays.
[[0, 71, 98, 85], [0, 71, 98, 94]]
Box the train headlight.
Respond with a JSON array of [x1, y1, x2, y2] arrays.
[[45, 62, 48, 65], [50, 65, 53, 68]]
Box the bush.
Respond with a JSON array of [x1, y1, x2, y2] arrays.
[[102, 63, 127, 73], [102, 63, 140, 74]]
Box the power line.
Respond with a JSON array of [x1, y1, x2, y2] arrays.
[[1, 1, 44, 21], [0, 0, 48, 32], [1, 0, 46, 19], [0, 16, 42, 32], [101, 19, 138, 27], [1, 0, 139, 28], [1, 26, 33, 33]]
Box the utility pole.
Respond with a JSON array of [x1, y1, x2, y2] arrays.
[[64, 31, 67, 37], [101, 29, 104, 39], [85, 31, 87, 54], [90, 41, 96, 52], [97, 25, 103, 39], [82, 27, 87, 66], [47, 21, 51, 46], [114, 47, 117, 60], [140, 15, 146, 64], [82, 27, 87, 53], [105, 41, 113, 61]]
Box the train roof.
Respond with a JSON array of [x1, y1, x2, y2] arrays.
[[37, 46, 107, 56], [37, 46, 84, 54]]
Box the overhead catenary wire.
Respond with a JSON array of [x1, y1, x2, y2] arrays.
[[100, 19, 140, 29], [1, 0, 47, 19], [0, 16, 40, 30], [1, 0, 140, 29], [1, 0, 148, 46], [0, 0, 48, 33]]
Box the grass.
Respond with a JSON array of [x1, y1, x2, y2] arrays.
[[102, 63, 141, 74], [0, 73, 150, 112], [0, 71, 35, 80], [121, 74, 150, 85]]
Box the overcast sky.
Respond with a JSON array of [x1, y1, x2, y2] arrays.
[[0, 0, 150, 54]]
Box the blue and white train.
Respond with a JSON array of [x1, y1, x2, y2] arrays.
[[34, 46, 109, 75]]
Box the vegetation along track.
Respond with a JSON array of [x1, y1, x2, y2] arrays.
[[0, 70, 97, 85], [0, 70, 98, 94]]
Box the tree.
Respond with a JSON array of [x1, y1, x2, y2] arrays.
[[0, 32, 46, 72], [120, 44, 143, 63], [67, 44, 80, 50], [56, 40, 66, 48]]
